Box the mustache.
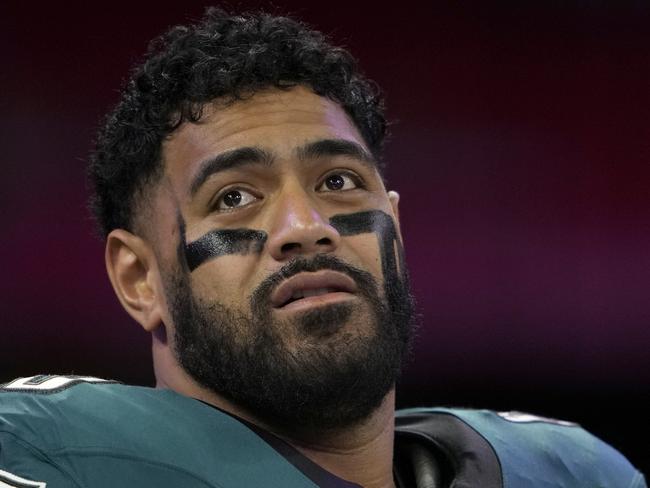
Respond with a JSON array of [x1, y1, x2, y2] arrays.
[[250, 254, 379, 311]]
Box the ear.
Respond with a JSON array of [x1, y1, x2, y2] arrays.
[[105, 229, 163, 332], [387, 190, 403, 242]]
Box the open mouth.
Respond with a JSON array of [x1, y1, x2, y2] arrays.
[[271, 270, 358, 310], [281, 287, 342, 307]]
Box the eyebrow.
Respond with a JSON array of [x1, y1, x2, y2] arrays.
[[190, 146, 273, 196], [189, 138, 376, 197], [296, 139, 377, 168]]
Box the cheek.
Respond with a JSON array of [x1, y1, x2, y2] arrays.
[[342, 235, 384, 281], [190, 255, 261, 307]]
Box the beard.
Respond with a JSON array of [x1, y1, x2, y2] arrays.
[[166, 253, 415, 431]]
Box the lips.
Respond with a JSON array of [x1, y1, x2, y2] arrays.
[[270, 270, 358, 309]]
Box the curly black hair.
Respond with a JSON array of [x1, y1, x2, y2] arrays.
[[88, 7, 388, 238]]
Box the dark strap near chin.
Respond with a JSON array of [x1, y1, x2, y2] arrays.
[[394, 440, 444, 488], [395, 412, 503, 488]]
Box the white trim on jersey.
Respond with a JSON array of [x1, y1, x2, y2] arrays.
[[0, 468, 46, 488], [497, 410, 577, 427], [2, 375, 109, 391]]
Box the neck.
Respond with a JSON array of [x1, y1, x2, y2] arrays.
[[283, 391, 397, 488], [153, 340, 396, 488]]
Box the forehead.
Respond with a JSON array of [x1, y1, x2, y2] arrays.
[[162, 86, 368, 193]]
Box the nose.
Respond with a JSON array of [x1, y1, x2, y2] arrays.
[[266, 188, 341, 261]]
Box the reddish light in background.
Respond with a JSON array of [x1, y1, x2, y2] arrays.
[[1, 1, 648, 473]]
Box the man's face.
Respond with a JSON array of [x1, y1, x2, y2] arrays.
[[153, 86, 414, 430]]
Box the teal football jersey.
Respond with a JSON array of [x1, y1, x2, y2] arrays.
[[395, 408, 647, 488], [0, 376, 645, 487]]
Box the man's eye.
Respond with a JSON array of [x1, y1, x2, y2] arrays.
[[317, 172, 361, 192], [215, 189, 258, 211]]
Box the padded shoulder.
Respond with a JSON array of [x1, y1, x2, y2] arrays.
[[396, 407, 646, 488], [0, 375, 320, 488], [0, 375, 181, 453]]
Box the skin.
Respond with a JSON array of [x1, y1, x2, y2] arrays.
[[105, 85, 403, 488]]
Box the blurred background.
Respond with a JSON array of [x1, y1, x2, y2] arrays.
[[2, 1, 648, 475]]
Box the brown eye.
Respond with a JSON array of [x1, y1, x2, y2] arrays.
[[223, 191, 242, 207], [317, 172, 361, 192], [216, 189, 257, 211], [325, 174, 345, 190]]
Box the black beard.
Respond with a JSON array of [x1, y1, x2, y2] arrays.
[[166, 253, 415, 431]]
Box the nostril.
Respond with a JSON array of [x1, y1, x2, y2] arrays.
[[281, 242, 301, 254], [316, 237, 332, 246]]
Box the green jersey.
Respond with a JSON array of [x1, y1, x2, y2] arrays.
[[0, 376, 645, 487]]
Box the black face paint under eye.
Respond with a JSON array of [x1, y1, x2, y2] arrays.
[[179, 209, 404, 283], [330, 210, 406, 291], [182, 227, 267, 272]]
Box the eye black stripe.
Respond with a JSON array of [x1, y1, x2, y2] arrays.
[[184, 229, 267, 272], [180, 210, 404, 282], [330, 210, 404, 294]]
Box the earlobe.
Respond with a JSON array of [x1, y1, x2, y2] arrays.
[[105, 229, 162, 332]]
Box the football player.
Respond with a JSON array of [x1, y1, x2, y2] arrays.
[[0, 8, 645, 488]]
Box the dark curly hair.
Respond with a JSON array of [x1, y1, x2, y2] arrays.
[[88, 7, 388, 238]]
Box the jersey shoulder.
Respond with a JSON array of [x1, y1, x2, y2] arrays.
[[0, 375, 322, 488], [0, 374, 174, 452], [395, 407, 646, 488]]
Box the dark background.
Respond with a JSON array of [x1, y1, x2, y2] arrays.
[[2, 1, 648, 475]]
